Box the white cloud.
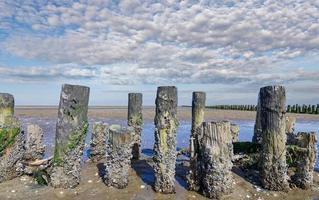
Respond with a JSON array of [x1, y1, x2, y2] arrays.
[[0, 64, 96, 82], [0, 0, 318, 87]]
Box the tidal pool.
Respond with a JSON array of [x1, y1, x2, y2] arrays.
[[18, 117, 319, 169]]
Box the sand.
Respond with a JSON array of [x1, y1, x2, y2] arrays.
[[0, 159, 318, 200], [15, 106, 319, 121], [0, 106, 318, 200]]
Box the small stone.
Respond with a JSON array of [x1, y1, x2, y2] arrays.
[[20, 177, 27, 181], [246, 194, 251, 198], [11, 190, 15, 193], [88, 180, 92, 183], [140, 185, 145, 189]]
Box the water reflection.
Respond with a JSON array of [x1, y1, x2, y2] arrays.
[[18, 117, 319, 169]]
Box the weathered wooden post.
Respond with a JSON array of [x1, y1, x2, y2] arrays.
[[0, 93, 14, 126], [187, 91, 205, 191], [0, 93, 25, 183], [50, 84, 90, 188], [89, 122, 108, 162], [199, 121, 233, 199], [286, 116, 296, 144], [285, 116, 295, 134], [230, 123, 240, 143], [153, 86, 179, 193], [104, 125, 133, 189], [259, 85, 289, 191], [127, 93, 143, 160], [25, 124, 45, 161], [252, 97, 262, 144], [291, 132, 317, 189], [190, 91, 205, 156]]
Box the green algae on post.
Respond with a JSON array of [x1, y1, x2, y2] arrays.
[[0, 93, 14, 126], [0, 93, 25, 183], [50, 84, 90, 189], [0, 127, 20, 156]]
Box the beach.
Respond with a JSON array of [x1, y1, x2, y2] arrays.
[[15, 106, 319, 121], [0, 107, 318, 200]]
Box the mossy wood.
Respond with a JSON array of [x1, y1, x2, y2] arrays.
[[0, 93, 26, 183], [0, 93, 14, 126], [51, 84, 90, 189]]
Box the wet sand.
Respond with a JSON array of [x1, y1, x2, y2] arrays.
[[1, 106, 318, 199], [0, 159, 318, 200]]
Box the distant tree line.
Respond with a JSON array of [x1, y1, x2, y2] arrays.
[[207, 105, 257, 111], [207, 104, 319, 115]]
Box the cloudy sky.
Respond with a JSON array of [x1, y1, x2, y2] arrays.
[[0, 0, 318, 106]]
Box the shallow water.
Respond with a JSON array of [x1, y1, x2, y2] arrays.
[[18, 117, 319, 169]]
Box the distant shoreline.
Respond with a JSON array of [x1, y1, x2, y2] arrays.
[[15, 107, 319, 122]]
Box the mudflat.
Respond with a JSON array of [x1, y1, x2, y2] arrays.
[[0, 159, 318, 200], [15, 106, 319, 121], [0, 106, 317, 200]]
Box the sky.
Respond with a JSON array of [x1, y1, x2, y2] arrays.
[[0, 0, 318, 106]]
